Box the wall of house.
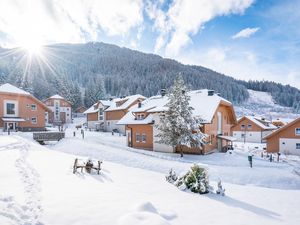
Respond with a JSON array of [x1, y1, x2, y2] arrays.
[[87, 112, 98, 121], [202, 104, 235, 153], [231, 117, 263, 132], [232, 131, 262, 143], [105, 120, 125, 133], [86, 112, 98, 129], [44, 98, 72, 123], [105, 110, 126, 120], [0, 93, 47, 130], [279, 138, 300, 155], [126, 124, 153, 150], [266, 120, 300, 154]]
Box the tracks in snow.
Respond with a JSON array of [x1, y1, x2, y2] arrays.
[[0, 137, 44, 225]]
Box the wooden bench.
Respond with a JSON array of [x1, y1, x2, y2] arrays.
[[73, 158, 102, 174], [33, 132, 65, 144]]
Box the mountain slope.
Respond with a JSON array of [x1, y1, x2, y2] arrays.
[[235, 89, 298, 120], [0, 42, 299, 111]]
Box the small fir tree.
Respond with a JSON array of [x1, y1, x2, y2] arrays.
[[175, 164, 209, 194], [156, 75, 207, 157]]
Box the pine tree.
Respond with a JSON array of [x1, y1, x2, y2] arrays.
[[156, 75, 207, 157]]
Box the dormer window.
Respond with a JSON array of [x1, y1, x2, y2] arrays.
[[137, 114, 145, 120]]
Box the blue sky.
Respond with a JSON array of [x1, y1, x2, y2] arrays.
[[0, 0, 299, 87]]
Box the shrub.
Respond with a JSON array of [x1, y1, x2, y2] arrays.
[[175, 164, 209, 194], [165, 169, 178, 184]]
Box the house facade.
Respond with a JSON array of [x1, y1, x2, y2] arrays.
[[118, 90, 237, 154], [0, 83, 49, 131], [104, 95, 146, 134], [231, 116, 277, 143], [44, 95, 72, 125], [264, 117, 300, 155], [84, 100, 112, 130], [84, 95, 146, 133]]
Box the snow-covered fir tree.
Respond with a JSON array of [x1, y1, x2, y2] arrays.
[[84, 77, 106, 107], [156, 75, 207, 157]]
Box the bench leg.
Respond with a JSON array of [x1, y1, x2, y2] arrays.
[[73, 158, 78, 174]]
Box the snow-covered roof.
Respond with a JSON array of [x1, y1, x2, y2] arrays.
[[84, 103, 99, 114], [49, 94, 64, 99], [83, 99, 115, 114], [105, 94, 146, 112], [242, 116, 277, 130], [120, 89, 233, 125], [0, 83, 30, 95], [118, 113, 155, 125], [264, 117, 300, 139], [100, 100, 114, 107]]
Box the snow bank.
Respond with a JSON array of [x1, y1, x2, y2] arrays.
[[119, 202, 174, 225]]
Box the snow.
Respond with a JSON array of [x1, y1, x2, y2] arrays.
[[49, 94, 64, 99], [0, 83, 30, 95], [121, 89, 232, 125], [118, 112, 154, 125], [1, 129, 300, 225], [84, 102, 99, 114], [105, 94, 146, 111], [242, 116, 277, 130], [235, 89, 299, 120]]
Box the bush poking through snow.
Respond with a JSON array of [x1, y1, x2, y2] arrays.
[[173, 164, 209, 194], [166, 169, 178, 184], [216, 180, 225, 196]]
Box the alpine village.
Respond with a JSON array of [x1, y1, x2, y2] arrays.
[[0, 1, 299, 225]]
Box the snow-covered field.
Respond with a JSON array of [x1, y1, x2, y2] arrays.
[[235, 89, 299, 120], [1, 123, 300, 225]]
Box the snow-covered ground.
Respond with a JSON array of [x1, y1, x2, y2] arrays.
[[235, 89, 299, 120], [1, 122, 300, 225]]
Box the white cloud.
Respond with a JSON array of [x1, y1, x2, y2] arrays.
[[177, 46, 300, 88], [232, 27, 260, 39], [146, 0, 254, 57], [0, 0, 144, 47]]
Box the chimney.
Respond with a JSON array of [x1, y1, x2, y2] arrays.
[[161, 89, 166, 97], [138, 101, 142, 108], [109, 97, 113, 101], [208, 90, 215, 96]]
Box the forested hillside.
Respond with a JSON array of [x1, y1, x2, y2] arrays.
[[0, 42, 299, 112]]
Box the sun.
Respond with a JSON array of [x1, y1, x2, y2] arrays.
[[21, 39, 44, 56]]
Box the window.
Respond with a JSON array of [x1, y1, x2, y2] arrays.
[[141, 133, 146, 142], [6, 103, 15, 115], [248, 124, 252, 129], [136, 133, 141, 142], [241, 133, 245, 138], [99, 108, 104, 120], [31, 117, 37, 124], [137, 114, 144, 120], [241, 124, 245, 130], [295, 128, 300, 135], [31, 104, 37, 111], [296, 143, 300, 149]]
